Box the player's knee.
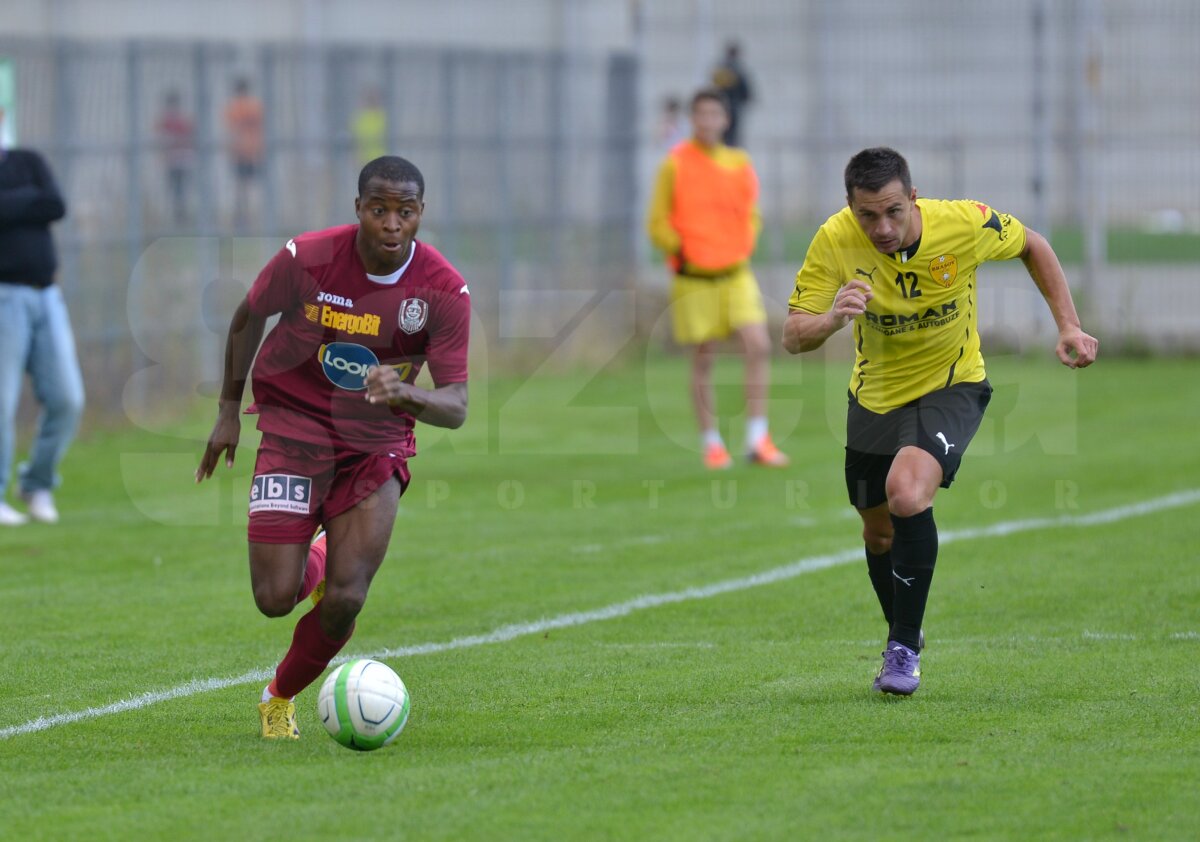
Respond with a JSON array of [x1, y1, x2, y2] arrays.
[[321, 586, 366, 629], [252, 584, 294, 618], [862, 527, 892, 555], [742, 326, 770, 358], [886, 485, 931, 518]]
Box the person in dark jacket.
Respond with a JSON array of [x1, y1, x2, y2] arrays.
[[0, 106, 85, 526]]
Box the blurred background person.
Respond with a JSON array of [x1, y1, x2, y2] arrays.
[[352, 87, 388, 168], [0, 105, 85, 526], [155, 89, 195, 226], [646, 89, 788, 471], [711, 40, 754, 147], [224, 77, 264, 232], [655, 95, 688, 153]]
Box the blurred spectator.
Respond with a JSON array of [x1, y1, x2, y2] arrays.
[[645, 89, 787, 471], [352, 88, 388, 168], [224, 77, 264, 231], [0, 106, 85, 526], [711, 41, 754, 147], [155, 89, 195, 226], [655, 95, 689, 152]]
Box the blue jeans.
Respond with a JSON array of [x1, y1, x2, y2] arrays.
[[0, 284, 85, 497]]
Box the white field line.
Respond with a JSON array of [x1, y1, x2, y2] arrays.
[[3, 488, 1198, 741], [1081, 630, 1139, 641]]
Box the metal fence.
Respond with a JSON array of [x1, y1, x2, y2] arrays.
[[0, 37, 639, 416], [4, 0, 1200, 420], [636, 0, 1200, 351]]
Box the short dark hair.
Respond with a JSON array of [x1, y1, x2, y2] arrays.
[[358, 155, 425, 198], [844, 147, 912, 199], [690, 87, 728, 114]]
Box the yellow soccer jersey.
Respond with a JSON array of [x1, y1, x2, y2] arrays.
[[789, 198, 1027, 413]]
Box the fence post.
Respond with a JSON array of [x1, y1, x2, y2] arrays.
[[193, 43, 221, 385], [52, 41, 81, 309], [1030, 0, 1053, 337], [126, 41, 147, 415], [547, 50, 566, 279], [258, 45, 278, 237], [1075, 0, 1106, 305], [495, 53, 514, 296], [439, 51, 458, 262]]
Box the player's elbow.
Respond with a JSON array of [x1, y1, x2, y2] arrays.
[[421, 402, 466, 430], [442, 388, 468, 429], [784, 337, 822, 355]]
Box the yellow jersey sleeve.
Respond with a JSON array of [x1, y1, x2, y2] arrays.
[[788, 223, 842, 314], [646, 156, 681, 256], [969, 201, 1027, 263]]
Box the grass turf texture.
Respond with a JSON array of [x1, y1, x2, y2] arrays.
[[1, 353, 1197, 840]]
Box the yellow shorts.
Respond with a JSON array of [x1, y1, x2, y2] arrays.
[[669, 265, 767, 345]]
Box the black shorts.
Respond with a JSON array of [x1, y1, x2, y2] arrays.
[[844, 380, 992, 510]]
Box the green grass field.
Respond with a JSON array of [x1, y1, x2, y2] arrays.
[[1, 352, 1198, 840]]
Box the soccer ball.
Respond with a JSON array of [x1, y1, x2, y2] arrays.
[[318, 659, 411, 751]]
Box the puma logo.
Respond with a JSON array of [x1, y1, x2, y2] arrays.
[[936, 432, 955, 455], [854, 267, 877, 283], [892, 570, 916, 587]]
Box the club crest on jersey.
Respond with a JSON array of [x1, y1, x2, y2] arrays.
[[318, 342, 379, 390], [399, 298, 429, 334], [929, 254, 958, 287]]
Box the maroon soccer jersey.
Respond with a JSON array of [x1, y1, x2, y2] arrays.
[[245, 224, 470, 454]]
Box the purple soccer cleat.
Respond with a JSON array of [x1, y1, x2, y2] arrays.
[[872, 630, 924, 692], [874, 641, 921, 695]]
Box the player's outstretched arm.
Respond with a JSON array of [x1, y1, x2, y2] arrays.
[[1020, 229, 1099, 369], [196, 297, 268, 482], [782, 279, 872, 354], [365, 367, 468, 429]]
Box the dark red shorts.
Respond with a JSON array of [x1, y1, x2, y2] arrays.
[[247, 433, 411, 544]]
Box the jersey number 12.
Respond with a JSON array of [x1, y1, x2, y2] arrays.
[[894, 271, 922, 298]]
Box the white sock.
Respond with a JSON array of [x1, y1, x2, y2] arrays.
[[746, 416, 769, 450], [261, 684, 293, 703], [702, 429, 724, 449]]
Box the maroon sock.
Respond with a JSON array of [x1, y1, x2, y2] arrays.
[[273, 604, 353, 699], [295, 537, 327, 604]]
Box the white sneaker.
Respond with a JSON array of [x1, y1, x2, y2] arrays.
[[0, 502, 29, 526], [20, 490, 59, 524]]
